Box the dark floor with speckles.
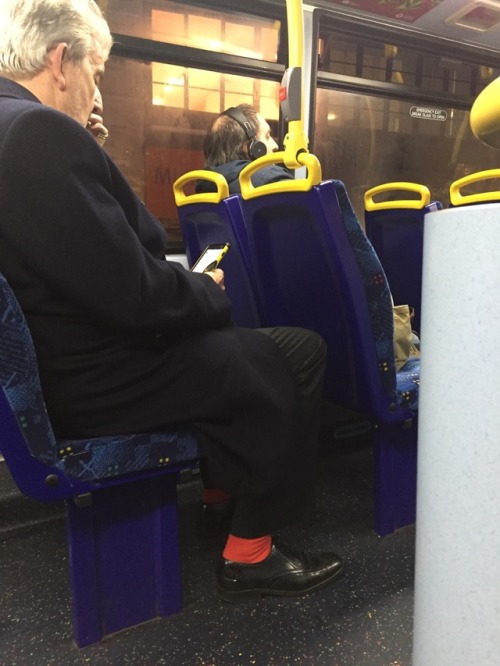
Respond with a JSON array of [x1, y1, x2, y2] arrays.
[[0, 428, 415, 666]]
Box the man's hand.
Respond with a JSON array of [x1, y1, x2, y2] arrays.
[[87, 89, 108, 146], [87, 111, 109, 146], [206, 268, 225, 290]]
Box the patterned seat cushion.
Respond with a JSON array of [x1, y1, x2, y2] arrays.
[[55, 430, 200, 481], [396, 356, 420, 411]]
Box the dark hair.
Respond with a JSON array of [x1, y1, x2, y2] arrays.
[[202, 104, 260, 167]]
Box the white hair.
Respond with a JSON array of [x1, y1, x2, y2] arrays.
[[0, 0, 113, 79]]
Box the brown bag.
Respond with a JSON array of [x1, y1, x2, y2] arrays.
[[393, 304, 420, 371]]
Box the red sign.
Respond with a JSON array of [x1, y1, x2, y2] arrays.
[[144, 146, 203, 239]]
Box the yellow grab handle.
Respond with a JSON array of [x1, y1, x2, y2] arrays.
[[239, 151, 322, 200], [364, 182, 431, 211], [173, 170, 229, 206], [450, 169, 500, 206], [280, 0, 308, 164]]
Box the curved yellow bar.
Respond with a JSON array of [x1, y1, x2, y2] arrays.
[[470, 76, 500, 149], [450, 168, 500, 206], [364, 182, 431, 211], [239, 151, 322, 200], [173, 170, 229, 206]]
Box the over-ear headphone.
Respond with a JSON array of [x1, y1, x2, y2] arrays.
[[223, 107, 267, 161]]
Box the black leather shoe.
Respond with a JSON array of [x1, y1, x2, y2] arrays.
[[216, 540, 344, 601], [197, 501, 235, 538]]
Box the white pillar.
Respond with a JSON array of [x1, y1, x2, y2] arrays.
[[413, 204, 500, 665]]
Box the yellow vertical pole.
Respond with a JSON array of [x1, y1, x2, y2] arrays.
[[282, 0, 309, 164]]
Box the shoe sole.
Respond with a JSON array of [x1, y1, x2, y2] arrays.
[[217, 561, 345, 603]]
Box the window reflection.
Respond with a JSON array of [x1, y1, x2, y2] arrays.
[[151, 65, 279, 115], [106, 1, 279, 62], [100, 56, 280, 247], [318, 30, 498, 96], [314, 88, 500, 221]]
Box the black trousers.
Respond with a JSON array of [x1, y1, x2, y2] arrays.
[[50, 324, 326, 538], [200, 326, 326, 537]]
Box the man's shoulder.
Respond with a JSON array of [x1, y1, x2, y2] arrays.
[[0, 76, 36, 100], [252, 163, 294, 186], [0, 96, 91, 153], [214, 160, 249, 180], [0, 91, 71, 132], [195, 161, 250, 194]]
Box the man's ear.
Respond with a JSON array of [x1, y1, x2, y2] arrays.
[[47, 43, 69, 90]]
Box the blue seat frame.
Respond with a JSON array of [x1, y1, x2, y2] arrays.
[[238, 179, 420, 535], [365, 198, 442, 334], [174, 172, 262, 328], [0, 271, 200, 647]]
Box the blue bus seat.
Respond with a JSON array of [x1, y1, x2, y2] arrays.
[[173, 170, 262, 328], [0, 271, 200, 647], [237, 176, 420, 536], [364, 182, 443, 334]]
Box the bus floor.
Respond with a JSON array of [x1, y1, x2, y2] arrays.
[[0, 429, 415, 666]]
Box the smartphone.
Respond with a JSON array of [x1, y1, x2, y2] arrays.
[[190, 242, 230, 273]]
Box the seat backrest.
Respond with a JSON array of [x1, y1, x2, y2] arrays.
[[173, 171, 262, 328], [0, 271, 86, 499], [364, 182, 442, 334], [0, 270, 201, 499], [239, 179, 409, 423], [0, 271, 59, 464], [178, 198, 263, 328]]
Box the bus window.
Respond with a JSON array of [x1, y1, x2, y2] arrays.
[[318, 32, 493, 97], [314, 22, 500, 220], [99, 56, 280, 247], [105, 1, 280, 63], [95, 2, 285, 249], [314, 88, 500, 221]]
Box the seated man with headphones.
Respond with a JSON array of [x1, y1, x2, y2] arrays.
[[196, 104, 294, 194]]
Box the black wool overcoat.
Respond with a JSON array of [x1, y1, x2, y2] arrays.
[[0, 77, 308, 537]]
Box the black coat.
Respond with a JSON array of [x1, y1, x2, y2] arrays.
[[0, 78, 309, 537]]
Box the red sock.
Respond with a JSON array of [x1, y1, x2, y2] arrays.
[[202, 488, 232, 504], [223, 534, 272, 563]]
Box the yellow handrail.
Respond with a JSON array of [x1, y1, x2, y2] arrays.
[[239, 151, 322, 200], [449, 168, 500, 206], [281, 0, 309, 168], [235, 0, 324, 198], [173, 170, 229, 206], [364, 182, 431, 211]]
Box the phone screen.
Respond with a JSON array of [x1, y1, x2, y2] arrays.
[[190, 243, 230, 273]]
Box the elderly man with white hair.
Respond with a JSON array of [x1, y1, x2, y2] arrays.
[[0, 0, 344, 601]]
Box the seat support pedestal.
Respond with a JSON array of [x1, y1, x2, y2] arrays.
[[373, 421, 417, 536], [66, 475, 182, 647]]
